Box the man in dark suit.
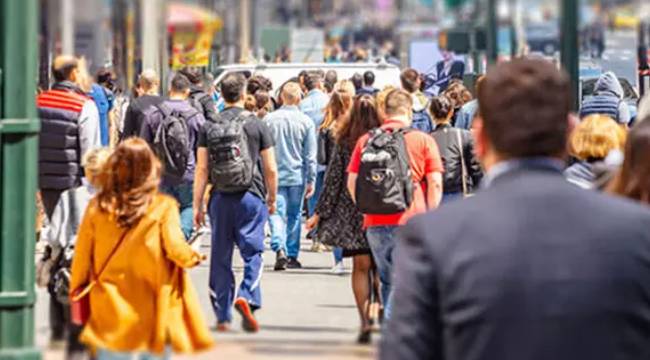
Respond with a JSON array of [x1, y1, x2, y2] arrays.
[[381, 59, 650, 360]]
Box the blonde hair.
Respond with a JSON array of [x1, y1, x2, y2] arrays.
[[570, 114, 627, 161], [321, 80, 355, 130], [82, 148, 111, 184], [376, 85, 396, 122]]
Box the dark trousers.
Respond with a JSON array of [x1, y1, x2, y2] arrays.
[[208, 191, 267, 323], [49, 297, 87, 358], [41, 189, 64, 220]]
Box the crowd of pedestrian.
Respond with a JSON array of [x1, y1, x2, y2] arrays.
[[34, 53, 650, 360]]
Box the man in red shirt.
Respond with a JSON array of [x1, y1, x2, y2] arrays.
[[347, 89, 444, 319]]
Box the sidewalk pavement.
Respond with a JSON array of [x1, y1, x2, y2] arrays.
[[37, 235, 377, 360]]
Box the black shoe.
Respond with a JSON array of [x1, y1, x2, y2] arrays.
[[287, 257, 302, 269], [357, 329, 372, 344], [274, 250, 288, 271]]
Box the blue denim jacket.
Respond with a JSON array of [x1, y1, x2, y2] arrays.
[[264, 105, 317, 187]]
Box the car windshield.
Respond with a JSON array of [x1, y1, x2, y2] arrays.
[[582, 78, 638, 101]]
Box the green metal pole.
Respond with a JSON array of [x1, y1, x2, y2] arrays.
[[486, 0, 498, 65], [0, 0, 41, 359], [560, 0, 580, 111]]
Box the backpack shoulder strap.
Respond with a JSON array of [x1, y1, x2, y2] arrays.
[[155, 102, 172, 118]]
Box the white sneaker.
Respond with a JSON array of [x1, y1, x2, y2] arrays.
[[331, 262, 345, 275]]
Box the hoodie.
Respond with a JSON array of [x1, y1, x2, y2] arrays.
[[580, 72, 630, 124]]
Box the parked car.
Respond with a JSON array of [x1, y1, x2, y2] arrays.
[[213, 62, 402, 97], [525, 22, 560, 56]]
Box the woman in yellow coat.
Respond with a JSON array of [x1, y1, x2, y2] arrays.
[[70, 138, 213, 359]]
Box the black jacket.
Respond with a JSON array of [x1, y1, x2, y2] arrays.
[[121, 94, 163, 140], [431, 124, 483, 193], [189, 87, 218, 121], [381, 162, 650, 360]]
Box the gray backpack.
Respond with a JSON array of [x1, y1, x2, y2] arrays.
[[206, 111, 254, 192]]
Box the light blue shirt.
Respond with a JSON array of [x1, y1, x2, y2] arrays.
[[299, 89, 329, 129], [455, 99, 478, 130], [264, 105, 317, 187]]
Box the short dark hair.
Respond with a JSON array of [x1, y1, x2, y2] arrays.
[[363, 71, 375, 87], [52, 58, 79, 82], [304, 72, 323, 91], [351, 73, 363, 92], [170, 73, 191, 93], [221, 73, 246, 103], [478, 59, 571, 158], [400, 68, 420, 93], [178, 67, 202, 85], [96, 68, 114, 86], [324, 70, 338, 92]]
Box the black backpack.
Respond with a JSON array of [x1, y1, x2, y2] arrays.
[[355, 128, 414, 214], [152, 103, 194, 180], [206, 111, 254, 192]]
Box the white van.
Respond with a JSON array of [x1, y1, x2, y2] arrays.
[[213, 62, 402, 95]]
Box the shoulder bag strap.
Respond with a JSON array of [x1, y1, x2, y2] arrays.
[[72, 226, 131, 301], [456, 129, 469, 196]]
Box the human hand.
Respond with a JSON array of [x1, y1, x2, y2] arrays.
[[304, 183, 315, 199], [267, 196, 276, 215], [193, 207, 205, 228], [305, 214, 320, 231]]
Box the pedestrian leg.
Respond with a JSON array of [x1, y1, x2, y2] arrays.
[[366, 226, 397, 319], [285, 185, 305, 259], [235, 193, 268, 308], [208, 192, 236, 325], [269, 187, 288, 254], [176, 184, 194, 241]]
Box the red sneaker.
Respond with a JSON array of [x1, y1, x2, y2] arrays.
[[234, 298, 259, 333]]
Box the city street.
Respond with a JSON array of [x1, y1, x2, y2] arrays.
[[36, 235, 376, 360], [598, 30, 638, 83]]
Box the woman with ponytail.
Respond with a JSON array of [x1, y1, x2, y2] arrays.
[[307, 95, 382, 344]]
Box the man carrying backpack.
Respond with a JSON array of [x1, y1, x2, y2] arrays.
[[179, 67, 219, 121], [193, 73, 278, 333], [140, 74, 205, 240], [401, 68, 434, 133], [347, 89, 444, 319]]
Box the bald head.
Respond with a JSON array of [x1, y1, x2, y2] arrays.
[[281, 82, 302, 106], [138, 69, 159, 95], [52, 55, 79, 82]]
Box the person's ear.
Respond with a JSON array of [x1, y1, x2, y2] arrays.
[[473, 117, 488, 160], [70, 68, 79, 83]]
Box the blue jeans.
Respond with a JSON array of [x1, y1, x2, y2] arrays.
[[208, 191, 267, 323], [442, 191, 464, 205], [97, 348, 170, 360], [270, 185, 305, 259], [160, 183, 193, 240], [333, 247, 343, 264], [307, 171, 325, 217], [367, 225, 398, 319]]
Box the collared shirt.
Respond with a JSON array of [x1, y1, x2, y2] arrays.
[[299, 89, 329, 129], [264, 105, 317, 187], [482, 157, 565, 189]]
